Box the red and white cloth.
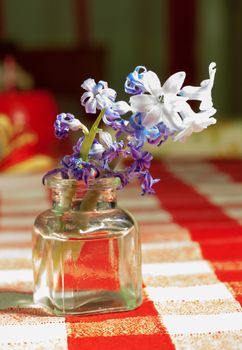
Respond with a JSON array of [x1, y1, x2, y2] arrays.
[[0, 159, 242, 350]]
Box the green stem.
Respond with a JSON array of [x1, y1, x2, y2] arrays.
[[80, 108, 106, 161]]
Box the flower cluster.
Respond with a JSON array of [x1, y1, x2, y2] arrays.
[[44, 63, 217, 194]]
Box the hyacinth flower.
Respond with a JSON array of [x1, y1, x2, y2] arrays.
[[99, 130, 125, 164], [128, 70, 188, 129], [80, 79, 116, 113], [128, 63, 217, 142], [123, 112, 173, 148], [102, 101, 130, 130], [128, 146, 153, 174], [44, 62, 217, 195], [54, 113, 89, 139], [124, 65, 148, 95], [139, 171, 160, 195]]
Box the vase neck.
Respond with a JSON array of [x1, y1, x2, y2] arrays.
[[72, 187, 117, 211], [49, 177, 119, 212]]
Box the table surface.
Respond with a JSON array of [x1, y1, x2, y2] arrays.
[[0, 159, 242, 350]]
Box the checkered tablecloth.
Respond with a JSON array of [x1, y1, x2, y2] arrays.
[[0, 159, 242, 350]]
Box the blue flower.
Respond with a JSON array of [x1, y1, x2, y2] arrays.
[[102, 101, 130, 130], [119, 113, 172, 149], [146, 122, 174, 146], [125, 66, 147, 95], [122, 113, 146, 146]]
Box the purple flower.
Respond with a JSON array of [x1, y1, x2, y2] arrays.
[[98, 131, 125, 164], [61, 155, 100, 183], [128, 146, 153, 174], [42, 155, 100, 185], [102, 142, 124, 163], [54, 113, 84, 139], [73, 137, 85, 155], [139, 171, 160, 195]]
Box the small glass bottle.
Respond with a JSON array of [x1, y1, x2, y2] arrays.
[[32, 177, 142, 316]]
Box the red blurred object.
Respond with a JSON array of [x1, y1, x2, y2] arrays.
[[0, 142, 38, 172], [0, 90, 59, 156], [0, 55, 60, 159]]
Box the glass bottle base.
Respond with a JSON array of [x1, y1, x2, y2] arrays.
[[34, 288, 142, 316]]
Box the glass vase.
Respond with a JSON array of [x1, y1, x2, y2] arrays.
[[32, 177, 142, 316]]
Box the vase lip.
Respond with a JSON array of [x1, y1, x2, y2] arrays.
[[46, 175, 121, 191]]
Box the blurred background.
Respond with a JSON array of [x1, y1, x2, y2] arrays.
[[0, 0, 241, 173]]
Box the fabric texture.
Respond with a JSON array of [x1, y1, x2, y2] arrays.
[[0, 159, 241, 349]]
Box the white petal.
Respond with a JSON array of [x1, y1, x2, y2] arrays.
[[99, 131, 113, 148], [96, 94, 112, 109], [200, 79, 209, 88], [179, 62, 216, 111], [179, 85, 200, 95], [174, 108, 217, 142], [162, 72, 186, 94], [90, 143, 105, 158], [81, 78, 96, 91], [130, 94, 156, 112], [162, 107, 184, 131], [199, 96, 213, 111], [101, 88, 117, 101], [180, 103, 216, 121], [165, 94, 188, 106], [142, 105, 162, 128], [191, 111, 217, 128], [69, 119, 81, 131], [80, 91, 94, 106], [113, 101, 130, 115], [142, 71, 162, 94], [156, 96, 187, 130], [85, 98, 97, 114], [98, 80, 108, 89], [173, 128, 193, 142], [209, 62, 216, 83], [69, 119, 89, 134], [180, 85, 213, 110]]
